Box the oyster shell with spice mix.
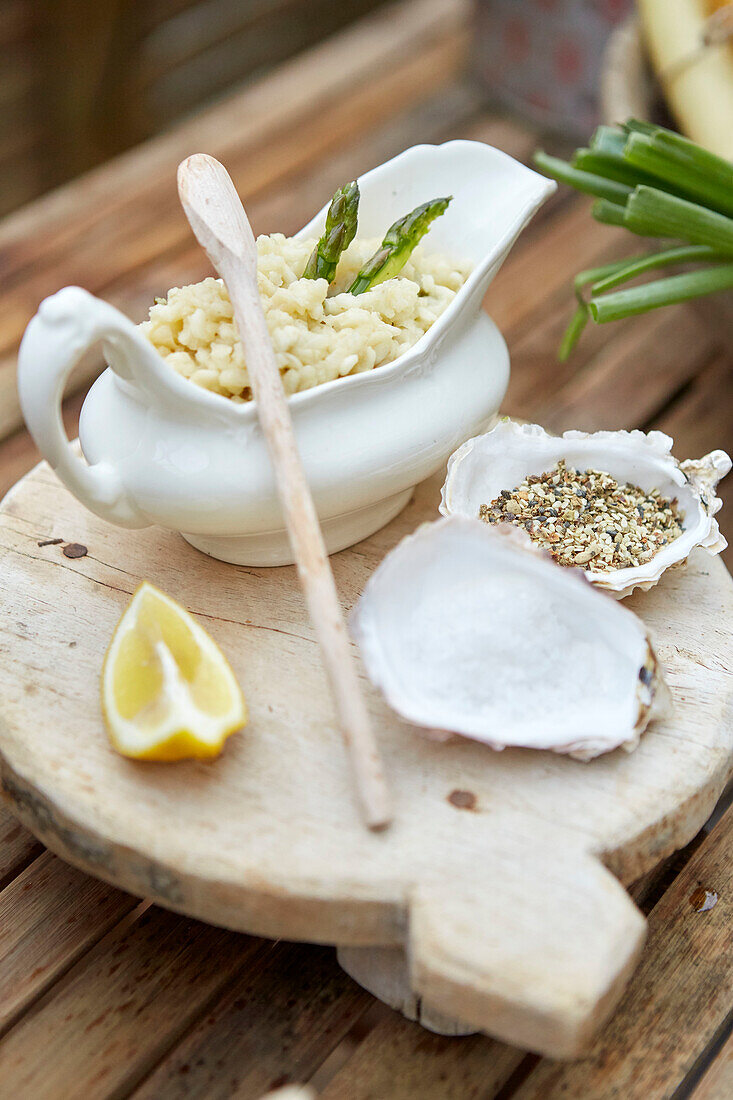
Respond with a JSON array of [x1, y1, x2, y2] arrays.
[[440, 420, 730, 598]]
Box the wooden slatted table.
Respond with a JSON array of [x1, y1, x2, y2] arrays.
[[0, 2, 731, 1096]]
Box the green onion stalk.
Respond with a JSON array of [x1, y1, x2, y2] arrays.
[[533, 119, 733, 359]]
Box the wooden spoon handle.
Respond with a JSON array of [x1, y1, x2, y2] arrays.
[[176, 153, 392, 829], [223, 266, 392, 830]]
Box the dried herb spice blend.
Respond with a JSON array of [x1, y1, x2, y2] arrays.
[[479, 460, 684, 571]]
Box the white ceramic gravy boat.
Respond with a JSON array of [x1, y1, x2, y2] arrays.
[[18, 141, 555, 565]]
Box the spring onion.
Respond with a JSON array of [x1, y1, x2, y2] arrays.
[[589, 265, 733, 323], [534, 119, 733, 358]]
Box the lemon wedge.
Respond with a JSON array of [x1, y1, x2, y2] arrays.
[[102, 582, 246, 761]]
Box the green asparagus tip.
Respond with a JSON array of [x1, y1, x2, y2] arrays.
[[303, 180, 360, 283], [349, 195, 452, 294]]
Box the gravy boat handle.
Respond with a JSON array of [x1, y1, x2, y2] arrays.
[[18, 286, 148, 527]]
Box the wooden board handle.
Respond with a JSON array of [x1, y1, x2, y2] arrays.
[[407, 847, 646, 1058]]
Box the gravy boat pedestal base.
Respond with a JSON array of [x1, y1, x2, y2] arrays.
[[182, 487, 413, 567]]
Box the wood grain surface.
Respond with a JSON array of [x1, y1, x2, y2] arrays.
[[0, 457, 731, 1059], [0, 0, 731, 1094]]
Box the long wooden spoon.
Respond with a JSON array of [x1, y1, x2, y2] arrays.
[[178, 154, 392, 831]]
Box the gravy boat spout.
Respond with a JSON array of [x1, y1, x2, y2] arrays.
[[299, 140, 556, 314], [18, 141, 555, 566]]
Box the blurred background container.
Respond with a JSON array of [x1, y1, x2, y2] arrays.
[[473, 0, 634, 137]]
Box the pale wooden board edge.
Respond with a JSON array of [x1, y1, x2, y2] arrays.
[[1, 460, 732, 1058]]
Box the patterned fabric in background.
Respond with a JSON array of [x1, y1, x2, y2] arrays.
[[473, 0, 633, 136]]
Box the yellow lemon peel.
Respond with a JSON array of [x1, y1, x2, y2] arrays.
[[102, 582, 246, 761]]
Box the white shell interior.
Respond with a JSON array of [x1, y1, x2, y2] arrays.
[[352, 517, 660, 758], [440, 422, 728, 596]]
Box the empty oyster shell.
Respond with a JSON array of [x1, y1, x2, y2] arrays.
[[351, 517, 670, 759], [440, 421, 731, 598]]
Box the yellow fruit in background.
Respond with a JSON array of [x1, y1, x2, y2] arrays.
[[638, 0, 733, 160], [102, 582, 246, 761]]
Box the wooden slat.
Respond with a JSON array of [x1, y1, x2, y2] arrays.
[[0, 0, 37, 47], [693, 1031, 733, 1099], [138, 0, 386, 86], [0, 908, 263, 1098], [458, 113, 539, 164], [0, 852, 136, 1034], [504, 286, 628, 419], [250, 81, 488, 238], [629, 833, 709, 917], [534, 306, 720, 434], [140, 0, 393, 125], [655, 351, 733, 459], [0, 175, 46, 225], [0, 389, 86, 503], [484, 199, 626, 336], [0, 54, 36, 111], [510, 804, 733, 1099], [319, 1013, 523, 1099], [0, 805, 41, 888], [654, 351, 733, 567], [131, 943, 373, 1099]]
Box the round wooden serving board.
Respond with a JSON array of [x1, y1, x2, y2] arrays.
[[1, 461, 732, 1059]]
